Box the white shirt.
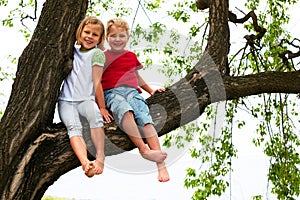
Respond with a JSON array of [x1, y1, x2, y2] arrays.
[[58, 44, 105, 101]]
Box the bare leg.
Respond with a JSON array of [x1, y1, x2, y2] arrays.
[[90, 127, 105, 175], [142, 124, 170, 182], [121, 111, 166, 163], [69, 136, 94, 177]]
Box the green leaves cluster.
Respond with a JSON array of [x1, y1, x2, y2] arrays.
[[252, 93, 300, 199], [42, 196, 72, 200], [238, 0, 300, 199], [182, 102, 238, 199]]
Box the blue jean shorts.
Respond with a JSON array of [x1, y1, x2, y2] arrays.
[[104, 86, 153, 128], [58, 100, 104, 138]]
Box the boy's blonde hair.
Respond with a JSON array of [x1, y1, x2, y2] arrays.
[[76, 16, 105, 50], [106, 18, 130, 38]]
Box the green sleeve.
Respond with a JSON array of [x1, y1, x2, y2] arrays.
[[92, 49, 105, 67]]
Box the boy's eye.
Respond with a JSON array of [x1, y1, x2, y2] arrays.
[[110, 34, 126, 39]]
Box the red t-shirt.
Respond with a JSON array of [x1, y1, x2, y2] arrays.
[[102, 50, 142, 91]]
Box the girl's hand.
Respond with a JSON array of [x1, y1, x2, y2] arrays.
[[100, 107, 114, 123]]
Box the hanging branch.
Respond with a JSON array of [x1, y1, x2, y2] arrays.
[[196, 0, 266, 46], [196, 0, 300, 70], [195, 0, 209, 10], [19, 0, 38, 27], [228, 10, 266, 48], [278, 38, 300, 68]]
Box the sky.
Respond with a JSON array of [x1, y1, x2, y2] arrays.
[[1, 0, 300, 200]]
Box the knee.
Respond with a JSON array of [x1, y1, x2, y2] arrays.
[[123, 111, 134, 119]]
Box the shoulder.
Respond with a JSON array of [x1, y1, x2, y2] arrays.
[[92, 48, 105, 65], [92, 48, 104, 55], [124, 50, 136, 55], [92, 48, 105, 57], [124, 50, 138, 59]]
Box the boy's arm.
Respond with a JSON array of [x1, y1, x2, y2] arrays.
[[136, 71, 165, 96]]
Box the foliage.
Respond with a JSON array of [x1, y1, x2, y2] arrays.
[[182, 102, 238, 200], [251, 94, 300, 199], [42, 196, 74, 200], [241, 0, 300, 199]]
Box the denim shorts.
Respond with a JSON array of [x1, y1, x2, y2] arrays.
[[58, 100, 104, 138], [104, 86, 153, 128]]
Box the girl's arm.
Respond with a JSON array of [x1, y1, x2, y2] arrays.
[[93, 66, 113, 123]]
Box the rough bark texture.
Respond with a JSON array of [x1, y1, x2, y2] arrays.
[[0, 0, 300, 199], [0, 0, 88, 199]]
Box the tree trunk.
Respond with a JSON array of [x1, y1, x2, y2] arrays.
[[0, 0, 88, 199], [1, 0, 300, 199]]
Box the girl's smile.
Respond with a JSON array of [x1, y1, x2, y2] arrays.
[[80, 24, 102, 51]]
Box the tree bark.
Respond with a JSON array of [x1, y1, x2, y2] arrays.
[[0, 0, 88, 199], [0, 0, 300, 199]]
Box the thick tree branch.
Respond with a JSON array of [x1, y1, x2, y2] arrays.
[[32, 69, 300, 172]]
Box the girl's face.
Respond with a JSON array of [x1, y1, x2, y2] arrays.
[[79, 24, 102, 51], [107, 25, 129, 53]]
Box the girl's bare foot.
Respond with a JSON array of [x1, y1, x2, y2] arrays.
[[140, 150, 167, 163], [86, 167, 95, 178], [83, 160, 94, 178], [157, 162, 170, 182]]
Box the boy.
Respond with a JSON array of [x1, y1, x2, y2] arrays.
[[100, 18, 169, 182]]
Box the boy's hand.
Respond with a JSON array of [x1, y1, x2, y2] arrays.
[[150, 87, 166, 96]]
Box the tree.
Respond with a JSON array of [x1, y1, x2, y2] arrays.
[[0, 0, 299, 199]]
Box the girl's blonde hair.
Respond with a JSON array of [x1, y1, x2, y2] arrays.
[[76, 16, 105, 50], [106, 18, 130, 38]]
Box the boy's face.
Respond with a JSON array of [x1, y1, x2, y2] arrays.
[[107, 25, 129, 53], [80, 24, 102, 51]]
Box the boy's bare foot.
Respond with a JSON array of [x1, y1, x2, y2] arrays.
[[157, 162, 170, 182], [140, 150, 167, 163], [93, 159, 104, 175]]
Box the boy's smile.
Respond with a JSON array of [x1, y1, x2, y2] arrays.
[[107, 25, 129, 53]]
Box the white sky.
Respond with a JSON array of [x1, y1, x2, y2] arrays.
[[1, 0, 300, 200]]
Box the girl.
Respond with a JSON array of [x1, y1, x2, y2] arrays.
[[58, 16, 112, 177]]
